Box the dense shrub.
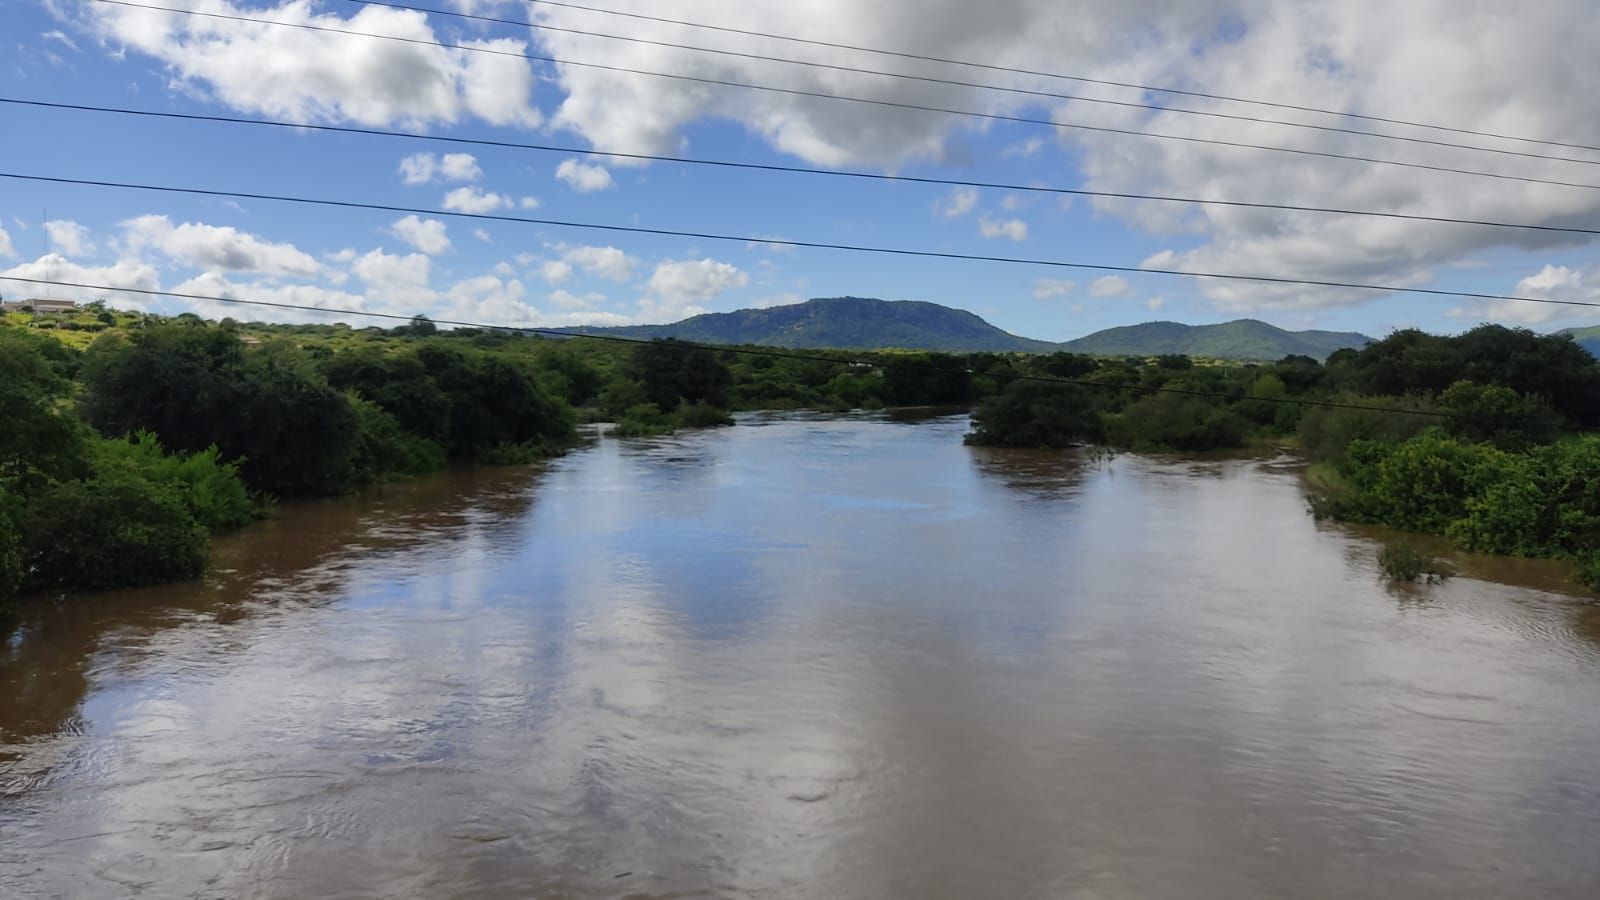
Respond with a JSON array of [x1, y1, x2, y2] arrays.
[[967, 381, 1103, 448], [1378, 541, 1452, 583], [347, 397, 448, 480], [1331, 431, 1514, 532], [0, 488, 21, 616], [1576, 553, 1600, 592], [613, 403, 677, 437], [90, 433, 259, 531], [1439, 380, 1562, 449], [1107, 392, 1248, 452], [23, 476, 209, 593], [676, 402, 736, 428]]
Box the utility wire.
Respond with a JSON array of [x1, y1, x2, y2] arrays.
[[89, 0, 1600, 193], [7, 170, 1599, 313], [0, 274, 1456, 419], [13, 97, 1600, 238], [345, 0, 1600, 169], [515, 0, 1600, 156]]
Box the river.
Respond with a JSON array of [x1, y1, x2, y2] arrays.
[[3, 412, 1599, 898]]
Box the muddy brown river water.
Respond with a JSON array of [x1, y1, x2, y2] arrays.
[[2, 412, 1598, 898]]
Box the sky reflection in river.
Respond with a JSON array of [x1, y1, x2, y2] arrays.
[[3, 412, 1598, 898]]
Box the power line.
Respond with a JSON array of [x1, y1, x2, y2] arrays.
[[90, 0, 1600, 193], [516, 0, 1600, 156], [7, 170, 1599, 313], [341, 0, 1600, 169], [13, 97, 1600, 238], [0, 274, 1456, 419]]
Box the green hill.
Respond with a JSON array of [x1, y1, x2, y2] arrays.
[[562, 298, 1371, 359], [1058, 319, 1371, 360], [1558, 325, 1600, 358], [564, 296, 1057, 352]]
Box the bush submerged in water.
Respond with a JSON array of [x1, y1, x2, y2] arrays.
[[1378, 541, 1452, 584]]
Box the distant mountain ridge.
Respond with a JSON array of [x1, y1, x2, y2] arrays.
[[1558, 325, 1600, 358], [564, 296, 1058, 353], [1057, 319, 1373, 360], [562, 297, 1374, 359]]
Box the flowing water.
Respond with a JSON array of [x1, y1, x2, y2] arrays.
[[3, 412, 1598, 899]]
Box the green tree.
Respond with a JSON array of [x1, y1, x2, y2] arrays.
[[629, 339, 733, 410], [0, 330, 87, 494], [967, 381, 1104, 448]]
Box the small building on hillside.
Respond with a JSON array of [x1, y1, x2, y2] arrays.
[[0, 298, 78, 314]]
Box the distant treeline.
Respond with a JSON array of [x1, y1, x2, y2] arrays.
[[3, 309, 1597, 613]]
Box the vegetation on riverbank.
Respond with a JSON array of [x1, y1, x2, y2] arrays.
[[961, 324, 1600, 591]]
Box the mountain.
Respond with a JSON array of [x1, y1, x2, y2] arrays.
[[1058, 319, 1372, 360], [562, 297, 1373, 359], [564, 296, 1058, 352], [1558, 325, 1600, 358]]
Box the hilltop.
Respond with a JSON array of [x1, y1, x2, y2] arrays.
[[563, 296, 1058, 353], [1058, 319, 1371, 360], [564, 297, 1371, 359], [1559, 325, 1600, 357]]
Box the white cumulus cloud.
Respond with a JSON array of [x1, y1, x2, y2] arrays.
[[87, 2, 541, 129], [441, 187, 511, 214], [1033, 278, 1075, 299], [1089, 276, 1132, 298], [935, 186, 979, 220], [389, 215, 451, 255], [555, 159, 616, 192], [978, 216, 1028, 242], [45, 220, 93, 257], [562, 245, 636, 282], [122, 215, 321, 278]]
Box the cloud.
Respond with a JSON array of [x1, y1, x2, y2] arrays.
[[400, 152, 484, 185], [549, 289, 606, 308], [170, 271, 370, 323], [562, 245, 636, 282], [935, 186, 979, 220], [121, 215, 321, 278], [474, 228, 493, 243], [555, 159, 616, 192], [523, 0, 1600, 315], [1146, 296, 1167, 312], [640, 258, 748, 321], [389, 215, 452, 255], [1004, 137, 1046, 158], [0, 222, 14, 258], [1455, 263, 1600, 325], [45, 220, 93, 257], [520, 196, 541, 209], [978, 216, 1028, 241], [441, 186, 511, 213], [42, 30, 80, 52], [540, 260, 574, 283], [352, 248, 436, 310], [442, 274, 535, 325], [87, 2, 541, 129], [1033, 278, 1075, 299], [1089, 276, 1131, 298], [1, 253, 159, 310]]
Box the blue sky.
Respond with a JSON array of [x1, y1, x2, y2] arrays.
[[4, 0, 1600, 341]]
